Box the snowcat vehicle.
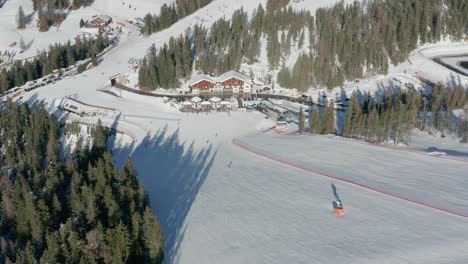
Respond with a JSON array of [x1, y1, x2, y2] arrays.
[[333, 200, 345, 216]]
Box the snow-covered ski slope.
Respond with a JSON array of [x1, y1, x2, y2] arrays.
[[175, 136, 468, 264], [99, 104, 466, 264], [0, 0, 358, 60], [116, 116, 468, 264], [21, 84, 468, 264], [0, 0, 173, 59], [4, 0, 468, 263], [21, 66, 468, 263], [3, 0, 468, 93]]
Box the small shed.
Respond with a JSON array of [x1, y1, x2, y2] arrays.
[[201, 101, 212, 111], [219, 101, 232, 110], [209, 97, 222, 109], [190, 96, 203, 109], [181, 101, 193, 111]]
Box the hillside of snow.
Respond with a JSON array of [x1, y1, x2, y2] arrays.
[[0, 0, 172, 60], [172, 132, 468, 264], [2, 0, 468, 263], [2, 0, 468, 99], [13, 47, 468, 264], [16, 75, 468, 264], [0, 0, 359, 61]]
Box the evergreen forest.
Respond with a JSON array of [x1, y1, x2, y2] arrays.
[[139, 0, 468, 91], [0, 102, 164, 263], [0, 35, 111, 93], [307, 85, 468, 144]]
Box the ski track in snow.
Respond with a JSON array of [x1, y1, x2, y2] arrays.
[[175, 132, 468, 264], [287, 131, 468, 163], [232, 138, 468, 220]]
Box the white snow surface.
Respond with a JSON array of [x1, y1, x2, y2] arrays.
[[17, 64, 468, 264], [390, 42, 468, 87], [0, 0, 172, 59], [289, 0, 358, 11], [306, 41, 468, 102], [3, 0, 468, 263]]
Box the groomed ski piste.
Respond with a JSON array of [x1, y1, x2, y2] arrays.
[[2, 0, 468, 263]]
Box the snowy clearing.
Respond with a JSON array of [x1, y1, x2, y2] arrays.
[[0, 0, 172, 59]]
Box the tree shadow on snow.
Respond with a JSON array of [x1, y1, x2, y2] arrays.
[[111, 126, 217, 263], [425, 147, 468, 158], [447, 73, 468, 88]]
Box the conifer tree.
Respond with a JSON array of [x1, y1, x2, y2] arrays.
[[343, 93, 360, 137], [38, 6, 49, 32], [458, 117, 468, 143], [420, 100, 428, 131], [298, 106, 305, 134], [267, 29, 280, 69], [321, 100, 335, 134], [79, 18, 85, 28], [143, 207, 164, 263], [310, 105, 321, 134], [17, 6, 27, 29]]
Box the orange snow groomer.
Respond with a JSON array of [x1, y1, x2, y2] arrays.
[[334, 200, 345, 216]]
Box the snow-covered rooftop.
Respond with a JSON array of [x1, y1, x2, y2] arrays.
[[189, 74, 216, 85], [79, 27, 100, 37], [219, 70, 252, 83], [220, 101, 232, 105], [210, 97, 222, 103], [190, 70, 253, 86], [190, 96, 203, 103]]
